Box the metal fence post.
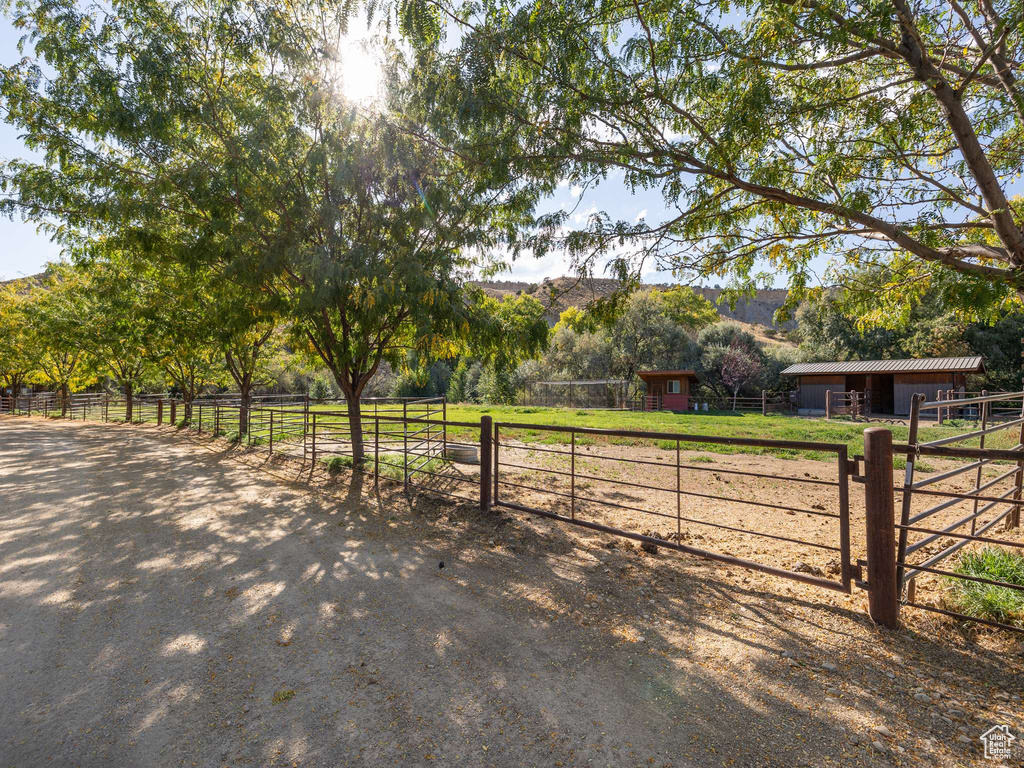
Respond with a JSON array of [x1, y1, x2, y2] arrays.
[[403, 401, 409, 491], [269, 410, 274, 455], [374, 415, 380, 493], [570, 429, 576, 520], [311, 412, 317, 465], [492, 422, 499, 505], [863, 427, 899, 629], [1012, 394, 1024, 529], [442, 397, 448, 458], [480, 415, 492, 511], [762, 389, 767, 416]]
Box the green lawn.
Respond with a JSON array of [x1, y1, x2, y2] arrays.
[[306, 402, 1008, 462]]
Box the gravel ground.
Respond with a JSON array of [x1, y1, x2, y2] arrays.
[[1, 418, 1022, 768]]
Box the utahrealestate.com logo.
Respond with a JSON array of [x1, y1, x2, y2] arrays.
[[980, 725, 1016, 761]]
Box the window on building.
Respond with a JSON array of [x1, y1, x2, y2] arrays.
[[667, 380, 681, 394]]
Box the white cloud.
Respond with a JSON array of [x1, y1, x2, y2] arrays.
[[572, 204, 598, 225], [634, 208, 647, 222], [568, 184, 584, 198]]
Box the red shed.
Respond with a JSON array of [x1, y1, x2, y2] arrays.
[[637, 370, 699, 411]]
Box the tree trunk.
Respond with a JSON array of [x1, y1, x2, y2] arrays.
[[347, 397, 365, 466], [183, 394, 193, 424], [239, 382, 251, 436], [125, 381, 134, 422]]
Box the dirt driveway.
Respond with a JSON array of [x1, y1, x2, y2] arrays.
[[1, 419, 1021, 768]]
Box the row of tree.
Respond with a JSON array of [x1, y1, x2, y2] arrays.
[[3, 0, 1024, 445]]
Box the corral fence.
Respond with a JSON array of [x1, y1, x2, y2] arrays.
[[934, 389, 1021, 424], [5, 387, 1024, 635], [883, 391, 1024, 632], [523, 379, 633, 409], [623, 390, 795, 414], [826, 389, 870, 419]]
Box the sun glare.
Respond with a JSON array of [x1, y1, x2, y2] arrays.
[[337, 40, 383, 106]]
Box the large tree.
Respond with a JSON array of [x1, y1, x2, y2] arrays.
[[0, 0, 536, 463], [79, 256, 155, 421], [22, 267, 93, 414], [416, 0, 1024, 317], [0, 283, 36, 398]]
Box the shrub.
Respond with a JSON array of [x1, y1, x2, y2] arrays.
[[324, 455, 354, 474], [223, 430, 242, 443], [175, 418, 187, 429], [947, 547, 1024, 627]]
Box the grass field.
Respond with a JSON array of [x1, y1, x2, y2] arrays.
[[305, 402, 1010, 462]]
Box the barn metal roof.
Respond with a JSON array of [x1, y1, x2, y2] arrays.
[[636, 369, 699, 379], [781, 357, 984, 376]]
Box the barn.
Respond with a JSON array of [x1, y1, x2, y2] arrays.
[[781, 357, 984, 416], [636, 369, 699, 411]]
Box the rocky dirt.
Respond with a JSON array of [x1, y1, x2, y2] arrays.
[[1, 418, 1022, 767]]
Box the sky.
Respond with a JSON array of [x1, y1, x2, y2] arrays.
[[0, 15, 771, 288]]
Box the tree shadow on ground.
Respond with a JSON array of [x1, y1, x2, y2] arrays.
[[0, 417, 1020, 768]]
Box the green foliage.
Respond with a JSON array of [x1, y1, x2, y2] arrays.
[[447, 358, 482, 403], [948, 548, 1024, 627], [323, 455, 354, 474], [21, 266, 95, 402], [652, 287, 720, 332], [419, 0, 1024, 317], [608, 291, 700, 381], [308, 374, 336, 402], [0, 283, 35, 393]]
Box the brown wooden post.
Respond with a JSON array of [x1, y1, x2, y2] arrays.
[[480, 415, 492, 511], [169, 399, 176, 425], [825, 390, 832, 420], [761, 389, 767, 416], [863, 427, 899, 629], [936, 390, 944, 425], [157, 399, 164, 425]]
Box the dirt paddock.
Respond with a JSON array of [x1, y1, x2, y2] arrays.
[[1, 418, 1021, 767]]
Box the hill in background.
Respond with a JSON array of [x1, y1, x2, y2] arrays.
[[471, 276, 796, 346]]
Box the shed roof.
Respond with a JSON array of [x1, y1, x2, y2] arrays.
[[637, 369, 698, 380], [781, 356, 984, 376]]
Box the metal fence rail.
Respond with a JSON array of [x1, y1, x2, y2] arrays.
[[490, 421, 854, 592], [893, 391, 1024, 632], [8, 386, 1023, 635]]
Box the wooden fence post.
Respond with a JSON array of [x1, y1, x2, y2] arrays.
[[825, 390, 832, 420], [480, 415, 492, 511], [761, 389, 767, 416], [937, 390, 944, 425], [863, 427, 899, 629], [157, 399, 164, 425]]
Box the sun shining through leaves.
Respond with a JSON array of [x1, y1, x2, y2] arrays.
[[333, 38, 384, 106]]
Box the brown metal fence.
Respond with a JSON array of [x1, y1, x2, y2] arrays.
[[8, 387, 1024, 635], [490, 421, 854, 592], [890, 391, 1024, 633]]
